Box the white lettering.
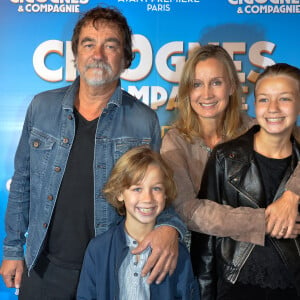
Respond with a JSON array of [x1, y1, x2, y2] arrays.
[[11, 0, 88, 3], [229, 0, 299, 4], [247, 41, 275, 82], [151, 86, 168, 109], [222, 42, 247, 91], [128, 86, 150, 105], [155, 41, 185, 83], [121, 34, 152, 81], [32, 36, 277, 99], [33, 40, 64, 82]]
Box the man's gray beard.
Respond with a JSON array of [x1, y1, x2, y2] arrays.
[[84, 70, 120, 86], [79, 60, 124, 87]]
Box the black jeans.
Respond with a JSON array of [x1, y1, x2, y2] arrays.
[[19, 253, 81, 300], [217, 281, 300, 300]]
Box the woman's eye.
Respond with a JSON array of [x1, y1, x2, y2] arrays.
[[280, 97, 291, 102], [211, 80, 222, 86], [258, 98, 268, 103], [153, 186, 162, 191], [193, 81, 202, 88]]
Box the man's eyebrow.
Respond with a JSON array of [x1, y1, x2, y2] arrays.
[[80, 37, 121, 45], [80, 37, 95, 44], [105, 37, 121, 45]]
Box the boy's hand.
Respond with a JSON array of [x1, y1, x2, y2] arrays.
[[131, 225, 178, 284]]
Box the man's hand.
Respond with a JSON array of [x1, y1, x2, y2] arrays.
[[131, 226, 178, 284], [0, 260, 24, 288], [265, 190, 299, 239]]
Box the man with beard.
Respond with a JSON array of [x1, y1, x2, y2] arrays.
[[0, 6, 185, 299]]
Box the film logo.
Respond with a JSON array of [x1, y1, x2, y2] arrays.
[[228, 0, 300, 13], [10, 0, 89, 13]]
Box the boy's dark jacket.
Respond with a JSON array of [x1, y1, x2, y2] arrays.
[[77, 219, 200, 300], [191, 125, 300, 300]]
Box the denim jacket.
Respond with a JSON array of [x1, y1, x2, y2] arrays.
[[3, 77, 186, 271]]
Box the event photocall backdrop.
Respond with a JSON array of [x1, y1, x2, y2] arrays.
[[1, 0, 300, 298]]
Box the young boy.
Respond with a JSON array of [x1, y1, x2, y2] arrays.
[[77, 146, 200, 300]]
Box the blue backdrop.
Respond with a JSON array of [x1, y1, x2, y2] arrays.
[[1, 0, 300, 298]]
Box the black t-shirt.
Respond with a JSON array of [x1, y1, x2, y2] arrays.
[[256, 151, 291, 207], [44, 109, 97, 269], [237, 151, 293, 289]]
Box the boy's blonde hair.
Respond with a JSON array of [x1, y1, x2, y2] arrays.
[[103, 146, 177, 215]]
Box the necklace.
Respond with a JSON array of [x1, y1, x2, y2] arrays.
[[199, 133, 226, 155], [199, 142, 212, 154]]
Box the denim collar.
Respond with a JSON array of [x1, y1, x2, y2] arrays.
[[62, 77, 122, 111]]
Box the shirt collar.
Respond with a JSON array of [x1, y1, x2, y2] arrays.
[[62, 77, 122, 110]]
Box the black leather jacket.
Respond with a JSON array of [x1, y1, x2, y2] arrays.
[[191, 126, 300, 300]]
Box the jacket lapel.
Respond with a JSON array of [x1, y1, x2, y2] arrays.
[[229, 161, 264, 208]]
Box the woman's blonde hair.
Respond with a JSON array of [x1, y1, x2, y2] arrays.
[[103, 146, 177, 215], [174, 44, 244, 143]]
